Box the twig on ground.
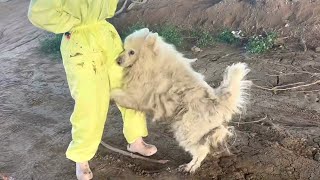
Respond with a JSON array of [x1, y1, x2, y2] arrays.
[[295, 89, 320, 93], [100, 141, 169, 164], [114, 0, 129, 16], [254, 61, 320, 93], [300, 27, 307, 52], [265, 66, 320, 78], [114, 0, 148, 16], [231, 115, 268, 125], [266, 72, 308, 77], [310, 66, 320, 72], [271, 82, 305, 89], [253, 80, 320, 92]]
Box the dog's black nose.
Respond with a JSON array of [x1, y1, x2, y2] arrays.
[[117, 57, 122, 65]]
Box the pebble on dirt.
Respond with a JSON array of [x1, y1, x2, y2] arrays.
[[314, 151, 320, 161]]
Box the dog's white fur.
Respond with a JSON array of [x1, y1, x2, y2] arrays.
[[112, 28, 252, 173]]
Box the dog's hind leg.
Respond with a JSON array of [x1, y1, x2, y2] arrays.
[[178, 144, 210, 173]]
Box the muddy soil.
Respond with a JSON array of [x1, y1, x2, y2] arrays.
[[1, 0, 320, 180]]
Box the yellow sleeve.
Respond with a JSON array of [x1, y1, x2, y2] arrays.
[[28, 0, 80, 34], [106, 0, 119, 19]]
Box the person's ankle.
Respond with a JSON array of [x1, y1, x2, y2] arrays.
[[128, 137, 157, 156], [76, 161, 93, 180], [131, 137, 143, 145]]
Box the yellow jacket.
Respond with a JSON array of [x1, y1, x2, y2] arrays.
[[28, 0, 119, 34]]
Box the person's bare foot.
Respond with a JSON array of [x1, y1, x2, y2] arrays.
[[76, 162, 93, 180], [127, 137, 157, 156]]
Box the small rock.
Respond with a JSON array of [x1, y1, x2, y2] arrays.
[[231, 30, 244, 39], [315, 47, 320, 53], [274, 37, 286, 46], [285, 23, 289, 28], [234, 172, 244, 179], [245, 173, 255, 180], [286, 166, 294, 172], [265, 165, 274, 173], [313, 137, 320, 143], [191, 46, 202, 53], [250, 133, 257, 137], [314, 152, 320, 161], [198, 68, 207, 74]]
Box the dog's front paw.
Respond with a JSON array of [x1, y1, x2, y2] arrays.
[[178, 164, 189, 172], [177, 163, 199, 173], [188, 164, 199, 173], [177, 163, 194, 173]]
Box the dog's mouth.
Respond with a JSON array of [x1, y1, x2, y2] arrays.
[[116, 57, 134, 68]]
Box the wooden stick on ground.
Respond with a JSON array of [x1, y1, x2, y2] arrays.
[[231, 115, 268, 125], [252, 80, 320, 92], [100, 141, 169, 164], [114, 0, 148, 16]]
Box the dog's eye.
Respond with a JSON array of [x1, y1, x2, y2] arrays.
[[129, 50, 135, 56]]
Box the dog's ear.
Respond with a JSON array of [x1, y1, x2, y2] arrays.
[[145, 32, 159, 54], [145, 32, 158, 45], [139, 28, 150, 35]]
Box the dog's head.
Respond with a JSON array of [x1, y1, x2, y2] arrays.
[[117, 28, 160, 68]]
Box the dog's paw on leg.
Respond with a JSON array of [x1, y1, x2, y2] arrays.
[[177, 163, 189, 172], [178, 145, 210, 173], [177, 162, 199, 174], [188, 162, 201, 173]]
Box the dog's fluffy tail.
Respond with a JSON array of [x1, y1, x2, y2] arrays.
[[208, 63, 251, 148], [215, 62, 252, 120]]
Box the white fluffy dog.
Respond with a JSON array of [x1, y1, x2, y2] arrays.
[[111, 28, 252, 173]]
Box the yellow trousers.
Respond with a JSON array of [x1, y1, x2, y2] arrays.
[[60, 21, 148, 163]]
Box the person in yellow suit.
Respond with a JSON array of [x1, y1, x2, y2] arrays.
[[28, 0, 157, 179]]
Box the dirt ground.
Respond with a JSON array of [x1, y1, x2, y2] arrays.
[[114, 0, 320, 49], [1, 0, 320, 180]]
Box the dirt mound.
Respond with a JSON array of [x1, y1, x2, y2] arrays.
[[114, 0, 320, 49]]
